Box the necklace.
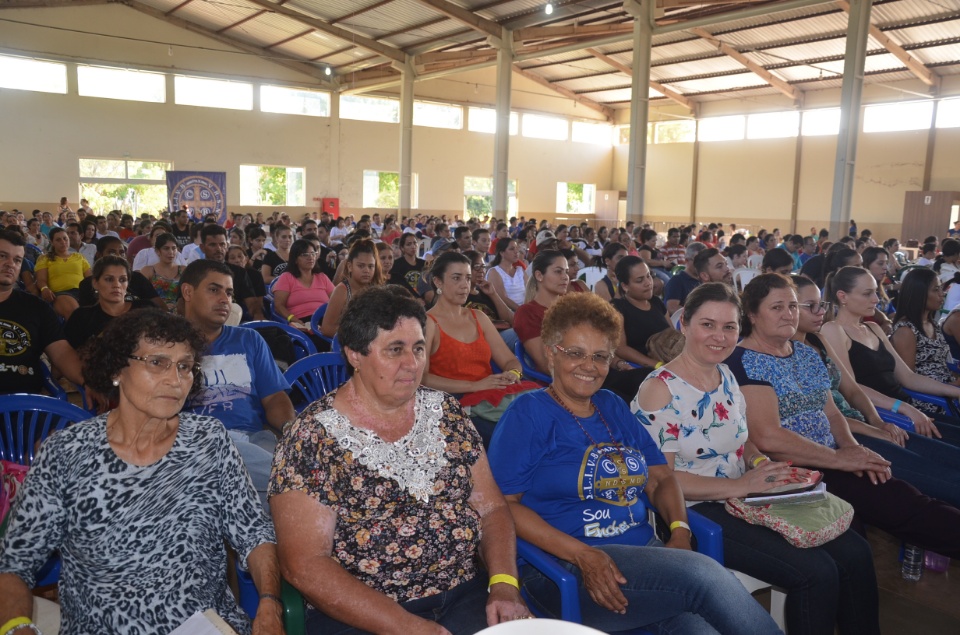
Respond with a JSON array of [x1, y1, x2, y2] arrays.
[[547, 387, 638, 525]]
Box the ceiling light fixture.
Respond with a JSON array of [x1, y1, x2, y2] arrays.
[[545, 3, 554, 15], [324, 66, 332, 76]]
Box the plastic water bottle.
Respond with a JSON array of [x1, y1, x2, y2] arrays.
[[902, 544, 924, 581]]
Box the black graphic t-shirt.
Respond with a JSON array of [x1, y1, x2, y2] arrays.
[[0, 290, 66, 394]]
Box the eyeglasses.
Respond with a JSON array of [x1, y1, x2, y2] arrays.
[[471, 264, 485, 271], [553, 344, 614, 366], [798, 301, 831, 314], [299, 252, 318, 259], [129, 355, 200, 379]]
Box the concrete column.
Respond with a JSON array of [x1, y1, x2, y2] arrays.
[[829, 0, 873, 241], [625, 0, 654, 224], [399, 56, 415, 216], [493, 30, 513, 216]]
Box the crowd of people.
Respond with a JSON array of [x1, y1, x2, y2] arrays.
[[2, 199, 960, 635]]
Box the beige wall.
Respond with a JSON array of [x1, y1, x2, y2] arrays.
[[2, 3, 959, 240]]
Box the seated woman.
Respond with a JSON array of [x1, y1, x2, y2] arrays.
[[593, 242, 628, 302], [489, 293, 782, 634], [376, 241, 395, 281], [65, 256, 156, 350], [139, 232, 184, 312], [612, 256, 671, 368], [486, 238, 526, 311], [423, 252, 539, 446], [820, 266, 960, 436], [272, 239, 335, 330], [261, 223, 293, 284], [891, 267, 956, 387], [270, 286, 530, 634], [320, 238, 383, 339], [728, 273, 960, 559], [389, 233, 426, 299], [35, 227, 90, 319], [562, 248, 590, 293], [463, 250, 514, 329], [759, 247, 794, 275], [514, 250, 570, 375], [635, 283, 880, 635], [794, 274, 960, 508], [0, 310, 281, 635]]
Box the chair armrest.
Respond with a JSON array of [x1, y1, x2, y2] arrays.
[[901, 389, 960, 417], [516, 538, 582, 623], [281, 579, 307, 635], [687, 508, 724, 564], [876, 408, 916, 432]]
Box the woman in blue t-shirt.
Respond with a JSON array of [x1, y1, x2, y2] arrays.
[[489, 292, 781, 635]]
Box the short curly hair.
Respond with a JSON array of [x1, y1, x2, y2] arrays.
[[541, 292, 623, 350], [338, 285, 426, 370], [81, 309, 207, 397]]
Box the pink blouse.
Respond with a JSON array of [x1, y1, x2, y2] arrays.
[[273, 271, 335, 319]]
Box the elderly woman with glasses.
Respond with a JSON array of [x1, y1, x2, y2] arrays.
[[272, 238, 335, 331], [489, 292, 782, 635], [0, 310, 281, 635], [271, 286, 530, 634]]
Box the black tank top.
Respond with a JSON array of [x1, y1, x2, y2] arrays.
[[846, 335, 909, 402]]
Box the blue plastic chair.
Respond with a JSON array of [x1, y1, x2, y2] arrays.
[[0, 394, 91, 587], [876, 407, 916, 432], [309, 304, 337, 348], [514, 339, 551, 384], [902, 389, 960, 418], [283, 353, 349, 413], [239, 320, 318, 361], [0, 394, 91, 466], [517, 503, 723, 630]]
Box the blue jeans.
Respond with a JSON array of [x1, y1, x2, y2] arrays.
[[692, 502, 880, 635], [306, 576, 490, 635], [522, 541, 783, 634], [856, 431, 960, 508], [228, 429, 277, 510]]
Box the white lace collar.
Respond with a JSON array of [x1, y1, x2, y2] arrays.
[[317, 389, 450, 502]]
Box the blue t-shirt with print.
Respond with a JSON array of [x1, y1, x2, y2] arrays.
[[489, 389, 665, 547], [185, 326, 289, 434]]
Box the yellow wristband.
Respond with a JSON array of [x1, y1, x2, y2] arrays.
[[286, 314, 296, 323], [655, 361, 664, 369], [751, 455, 770, 469], [507, 368, 522, 378], [40, 286, 50, 292], [488, 574, 520, 591], [669, 520, 691, 533], [0, 618, 32, 635]]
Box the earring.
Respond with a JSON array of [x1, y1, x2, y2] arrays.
[[437, 288, 442, 295], [112, 379, 119, 386]]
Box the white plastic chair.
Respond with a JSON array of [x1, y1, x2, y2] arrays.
[[733, 267, 759, 292], [477, 619, 605, 634], [732, 571, 787, 632], [577, 266, 606, 292]]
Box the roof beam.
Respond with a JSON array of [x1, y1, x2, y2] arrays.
[[415, 49, 496, 66], [835, 0, 938, 87], [512, 64, 614, 121], [0, 0, 113, 7], [514, 23, 633, 42], [331, 0, 395, 25], [688, 27, 800, 101], [243, 0, 405, 63], [585, 47, 696, 110], [411, 0, 503, 40], [122, 0, 332, 85]]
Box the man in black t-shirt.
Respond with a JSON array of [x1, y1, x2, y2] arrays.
[[0, 231, 87, 395], [171, 209, 193, 250]]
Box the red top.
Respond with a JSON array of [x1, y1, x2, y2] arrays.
[[428, 310, 491, 383]]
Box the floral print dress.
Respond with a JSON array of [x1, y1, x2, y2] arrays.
[[632, 364, 748, 503], [269, 387, 484, 603]]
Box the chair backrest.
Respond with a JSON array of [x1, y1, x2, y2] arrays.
[[283, 353, 349, 412], [733, 267, 758, 292], [514, 339, 551, 384], [576, 266, 606, 292], [0, 394, 91, 465], [238, 321, 318, 361], [310, 304, 335, 347], [670, 308, 684, 330]]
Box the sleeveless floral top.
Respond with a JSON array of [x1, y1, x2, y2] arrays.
[[148, 266, 182, 312]]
